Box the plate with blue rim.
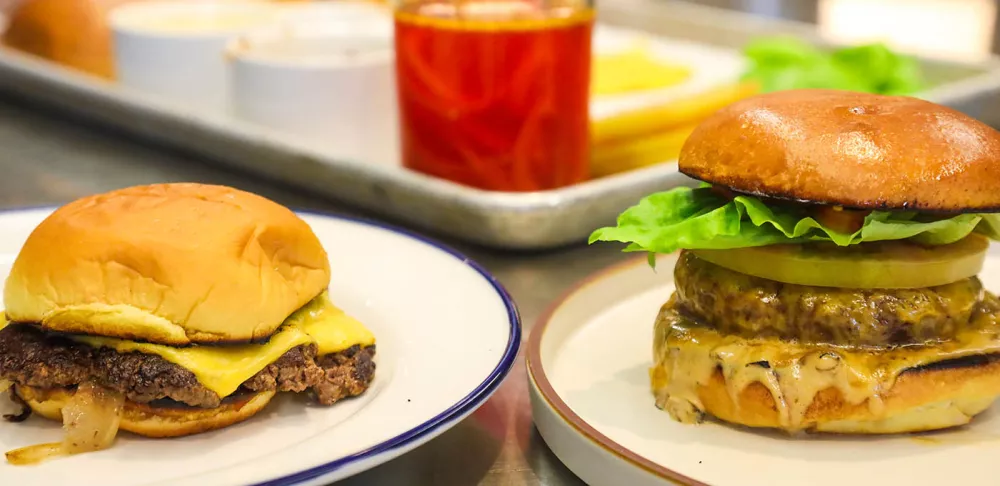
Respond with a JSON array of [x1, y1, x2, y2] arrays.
[[0, 207, 520, 486]]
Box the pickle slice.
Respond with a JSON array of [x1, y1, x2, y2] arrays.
[[691, 234, 990, 289]]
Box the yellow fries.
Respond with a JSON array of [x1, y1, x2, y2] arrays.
[[591, 81, 758, 146], [591, 41, 692, 96], [590, 124, 695, 178], [588, 81, 759, 177]]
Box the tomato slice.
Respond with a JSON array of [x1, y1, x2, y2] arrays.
[[691, 234, 990, 289]]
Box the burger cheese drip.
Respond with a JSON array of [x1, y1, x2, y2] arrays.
[[652, 310, 883, 430], [651, 248, 1000, 432], [651, 307, 1000, 431]]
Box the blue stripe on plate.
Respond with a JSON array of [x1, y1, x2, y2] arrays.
[[254, 212, 522, 486]]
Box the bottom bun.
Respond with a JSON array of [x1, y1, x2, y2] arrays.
[[691, 361, 1000, 434], [15, 385, 276, 438], [653, 304, 1000, 434]]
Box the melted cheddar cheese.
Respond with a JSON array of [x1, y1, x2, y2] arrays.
[[284, 293, 376, 356], [652, 304, 1000, 431], [0, 293, 375, 398], [75, 323, 314, 398]]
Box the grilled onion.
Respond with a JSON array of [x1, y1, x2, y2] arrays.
[[61, 382, 124, 454], [5, 382, 124, 465], [0, 380, 14, 419], [1, 380, 30, 422], [5, 442, 62, 465]]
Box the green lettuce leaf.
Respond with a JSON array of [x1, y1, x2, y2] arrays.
[[589, 187, 1000, 256], [740, 37, 926, 95]]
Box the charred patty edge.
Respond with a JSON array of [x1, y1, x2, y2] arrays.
[[0, 323, 376, 409], [672, 251, 995, 347]]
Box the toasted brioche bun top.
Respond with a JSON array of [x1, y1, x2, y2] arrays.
[[678, 89, 1000, 211], [3, 183, 331, 345]]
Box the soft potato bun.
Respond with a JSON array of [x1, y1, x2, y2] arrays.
[[3, 183, 330, 345], [15, 385, 276, 438], [678, 89, 1000, 212]]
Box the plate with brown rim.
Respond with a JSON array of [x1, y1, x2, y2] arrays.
[[527, 252, 1000, 486]]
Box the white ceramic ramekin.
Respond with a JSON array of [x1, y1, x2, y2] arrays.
[[227, 4, 398, 164], [108, 1, 277, 113]]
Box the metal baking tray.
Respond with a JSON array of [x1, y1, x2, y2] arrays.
[[2, 0, 999, 250]]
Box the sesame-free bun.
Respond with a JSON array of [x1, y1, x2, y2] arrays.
[[679, 354, 1000, 434], [678, 89, 1000, 211], [3, 183, 331, 345], [15, 385, 276, 438]]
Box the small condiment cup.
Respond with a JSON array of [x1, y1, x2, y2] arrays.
[[227, 6, 398, 164], [108, 0, 277, 113]]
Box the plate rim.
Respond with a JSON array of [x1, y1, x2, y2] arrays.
[[0, 205, 523, 486], [525, 255, 704, 486]]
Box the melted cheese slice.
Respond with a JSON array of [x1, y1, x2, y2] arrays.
[[1, 293, 375, 398], [284, 293, 376, 356], [652, 304, 1000, 431]]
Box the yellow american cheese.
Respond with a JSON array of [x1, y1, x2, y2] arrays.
[[284, 293, 376, 356], [0, 293, 375, 398]]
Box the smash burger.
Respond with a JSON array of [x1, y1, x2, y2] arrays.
[[591, 89, 1000, 434], [0, 183, 376, 463]]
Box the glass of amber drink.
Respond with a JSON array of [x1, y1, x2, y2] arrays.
[[393, 0, 594, 192]]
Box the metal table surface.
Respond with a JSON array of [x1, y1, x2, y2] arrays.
[[0, 93, 630, 485]]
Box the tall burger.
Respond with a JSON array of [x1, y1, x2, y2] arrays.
[[0, 183, 376, 463], [591, 89, 1000, 434]]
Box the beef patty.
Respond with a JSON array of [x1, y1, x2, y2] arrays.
[[673, 250, 999, 346], [0, 323, 376, 408]]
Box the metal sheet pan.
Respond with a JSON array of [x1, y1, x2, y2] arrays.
[[2, 0, 999, 250]]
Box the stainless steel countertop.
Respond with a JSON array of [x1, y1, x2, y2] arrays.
[[0, 94, 631, 485]]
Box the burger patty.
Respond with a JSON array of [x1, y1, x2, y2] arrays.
[[673, 251, 998, 346], [0, 323, 376, 408]]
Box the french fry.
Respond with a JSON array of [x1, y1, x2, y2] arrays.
[[591, 81, 759, 146], [590, 124, 696, 178]]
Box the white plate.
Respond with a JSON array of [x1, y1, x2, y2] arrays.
[[528, 252, 1000, 486], [0, 208, 521, 486]]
